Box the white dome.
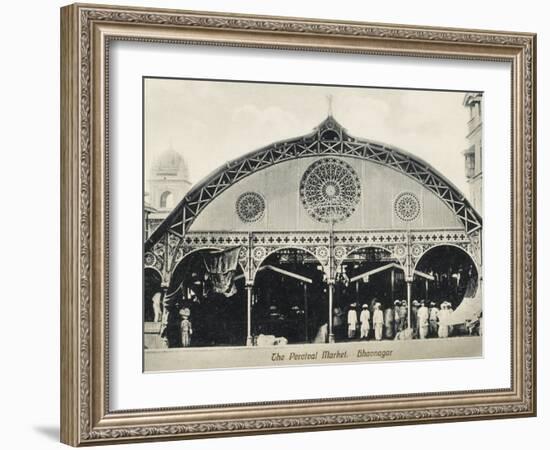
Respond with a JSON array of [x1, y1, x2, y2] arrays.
[[151, 148, 189, 180]]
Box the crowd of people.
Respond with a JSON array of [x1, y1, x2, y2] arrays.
[[156, 293, 478, 348], [341, 299, 458, 342]]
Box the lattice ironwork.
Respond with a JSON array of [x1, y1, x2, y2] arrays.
[[145, 115, 482, 252], [147, 228, 475, 283], [300, 157, 361, 223], [159, 229, 470, 253]]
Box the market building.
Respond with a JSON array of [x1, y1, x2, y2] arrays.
[[144, 115, 482, 348]]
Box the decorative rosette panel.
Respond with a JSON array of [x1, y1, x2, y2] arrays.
[[236, 192, 266, 223], [300, 158, 361, 223], [394, 192, 421, 222]]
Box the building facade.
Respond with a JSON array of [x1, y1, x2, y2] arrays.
[[144, 116, 482, 349], [463, 93, 483, 213], [145, 147, 192, 238]]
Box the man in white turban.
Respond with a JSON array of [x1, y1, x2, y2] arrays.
[[347, 303, 358, 340], [359, 304, 371, 340]]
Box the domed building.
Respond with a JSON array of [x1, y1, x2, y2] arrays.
[[145, 147, 192, 238], [144, 116, 482, 350]]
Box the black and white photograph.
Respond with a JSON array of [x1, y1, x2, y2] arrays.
[[0, 0, 543, 447], [143, 79, 484, 372]]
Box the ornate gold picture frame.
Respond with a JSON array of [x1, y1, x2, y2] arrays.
[[60, 3, 536, 446]]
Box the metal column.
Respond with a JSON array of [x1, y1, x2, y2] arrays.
[[246, 284, 253, 346], [328, 282, 335, 343]]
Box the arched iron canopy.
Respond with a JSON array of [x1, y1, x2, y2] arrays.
[[145, 116, 482, 251]]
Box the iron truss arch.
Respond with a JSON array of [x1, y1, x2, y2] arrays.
[[145, 116, 482, 251]]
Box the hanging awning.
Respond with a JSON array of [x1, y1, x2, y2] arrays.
[[202, 247, 241, 297], [448, 294, 482, 325]]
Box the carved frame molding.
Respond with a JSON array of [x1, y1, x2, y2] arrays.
[[60, 3, 536, 446]]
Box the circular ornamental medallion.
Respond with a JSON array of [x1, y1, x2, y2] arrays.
[[394, 192, 421, 222], [252, 246, 267, 261], [236, 192, 265, 223], [144, 252, 156, 267], [300, 158, 361, 223]]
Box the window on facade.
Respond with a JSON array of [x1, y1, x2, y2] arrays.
[[160, 191, 174, 209], [464, 146, 475, 179]]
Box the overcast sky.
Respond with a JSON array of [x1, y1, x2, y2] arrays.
[[144, 78, 475, 199]]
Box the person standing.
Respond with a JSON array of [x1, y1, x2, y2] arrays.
[[373, 303, 384, 341], [393, 300, 401, 335], [399, 300, 408, 331], [152, 291, 162, 323], [429, 301, 439, 337], [359, 304, 371, 340], [179, 308, 193, 348], [333, 307, 345, 342], [417, 301, 429, 339], [446, 302, 455, 337], [384, 305, 394, 339], [347, 303, 358, 340], [411, 300, 419, 334], [438, 302, 449, 338]]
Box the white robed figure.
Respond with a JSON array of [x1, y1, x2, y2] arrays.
[[347, 304, 358, 339], [438, 303, 450, 338], [152, 291, 162, 322], [179, 308, 193, 347], [359, 304, 371, 339], [417, 303, 429, 339], [373, 303, 384, 341]]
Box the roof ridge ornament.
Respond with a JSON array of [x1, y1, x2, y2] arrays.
[[316, 113, 347, 142], [315, 95, 346, 135]]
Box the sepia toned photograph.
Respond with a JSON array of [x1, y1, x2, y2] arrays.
[[142, 78, 483, 372]]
